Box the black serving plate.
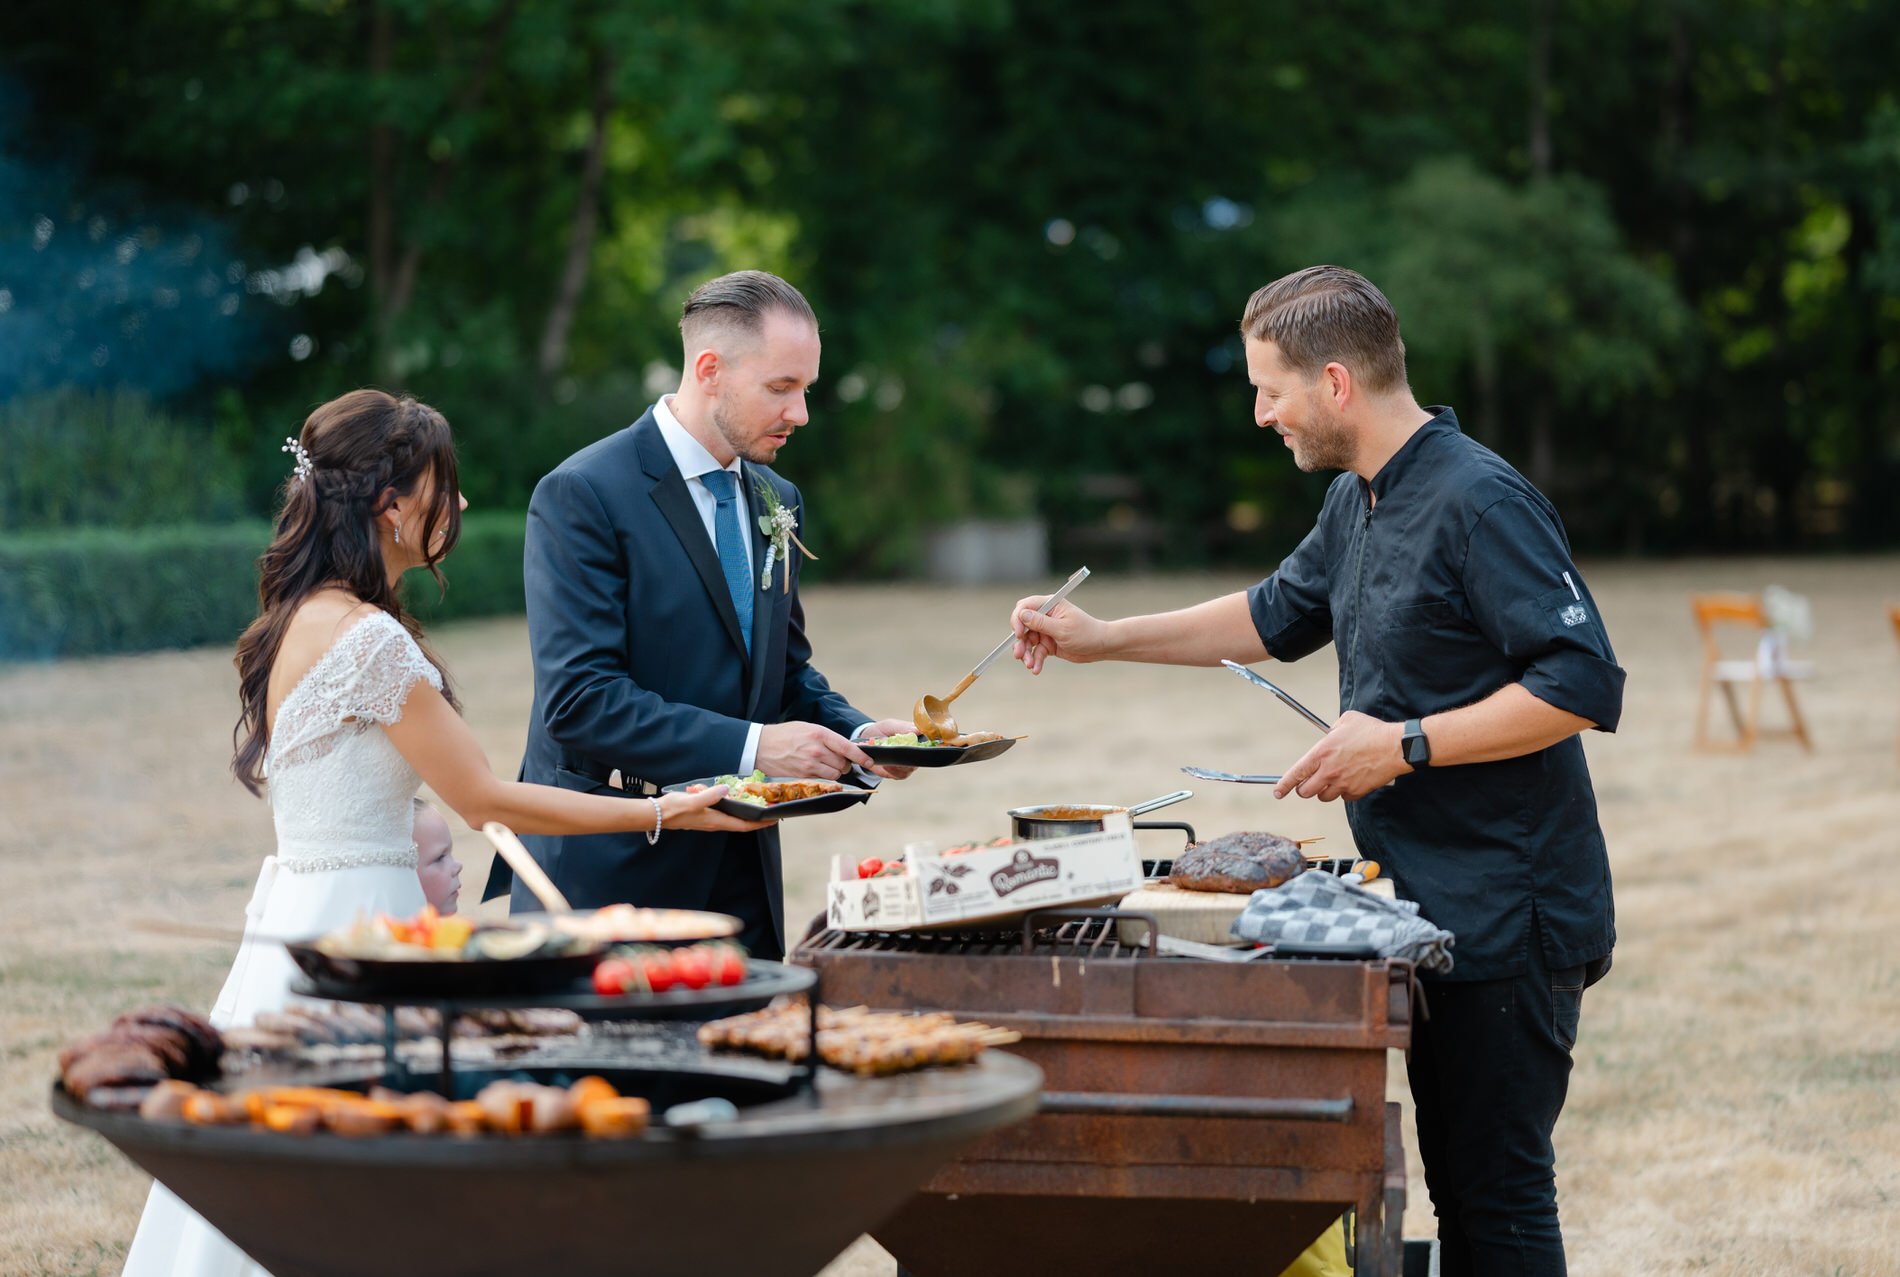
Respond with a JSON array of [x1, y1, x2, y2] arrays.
[[664, 776, 873, 820], [284, 941, 603, 1000], [859, 737, 1018, 768], [287, 958, 815, 1019]]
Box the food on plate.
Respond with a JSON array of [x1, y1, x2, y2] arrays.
[[1357, 860, 1381, 882], [577, 1095, 652, 1139], [865, 732, 939, 747], [552, 903, 739, 944], [685, 770, 845, 804], [136, 1076, 648, 1139], [180, 1090, 245, 1125], [699, 1002, 1020, 1076], [58, 1004, 224, 1108], [137, 1079, 199, 1122], [310, 906, 576, 963], [590, 941, 747, 995], [869, 730, 1007, 748], [1170, 831, 1306, 894]]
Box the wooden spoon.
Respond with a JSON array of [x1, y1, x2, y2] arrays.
[[481, 821, 573, 914], [914, 566, 1089, 740]]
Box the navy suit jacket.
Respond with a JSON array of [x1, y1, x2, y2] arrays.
[[482, 409, 869, 953]]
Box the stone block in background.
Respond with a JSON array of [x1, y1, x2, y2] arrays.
[[923, 518, 1050, 584]]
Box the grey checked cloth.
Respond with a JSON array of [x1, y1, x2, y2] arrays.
[[1230, 870, 1456, 973]]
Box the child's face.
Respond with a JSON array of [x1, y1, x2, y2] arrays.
[[414, 808, 461, 914]]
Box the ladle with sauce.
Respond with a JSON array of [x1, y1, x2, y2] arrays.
[[913, 566, 1090, 740]]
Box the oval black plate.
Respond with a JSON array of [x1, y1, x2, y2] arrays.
[[664, 776, 873, 820], [859, 737, 1018, 768], [286, 959, 815, 1018], [283, 942, 602, 999]]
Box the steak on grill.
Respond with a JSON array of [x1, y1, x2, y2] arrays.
[[1169, 831, 1305, 894]]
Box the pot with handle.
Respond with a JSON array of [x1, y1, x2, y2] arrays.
[[1007, 789, 1194, 842]]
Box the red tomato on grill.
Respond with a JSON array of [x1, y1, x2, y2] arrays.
[[674, 948, 712, 990], [592, 957, 634, 996], [640, 954, 678, 993], [711, 949, 746, 986]]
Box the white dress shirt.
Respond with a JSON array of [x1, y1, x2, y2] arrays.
[[653, 395, 753, 578]]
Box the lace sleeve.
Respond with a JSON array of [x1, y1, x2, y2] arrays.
[[338, 612, 444, 726]]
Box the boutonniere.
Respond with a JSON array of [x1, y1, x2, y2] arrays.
[[753, 475, 817, 592]]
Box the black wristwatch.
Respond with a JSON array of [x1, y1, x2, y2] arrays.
[[1401, 718, 1432, 769]]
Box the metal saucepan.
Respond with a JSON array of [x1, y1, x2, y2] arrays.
[[1008, 789, 1194, 841]]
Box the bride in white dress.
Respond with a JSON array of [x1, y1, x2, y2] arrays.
[[122, 389, 761, 1277]]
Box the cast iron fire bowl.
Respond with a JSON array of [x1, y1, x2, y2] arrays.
[[54, 1053, 1041, 1277]]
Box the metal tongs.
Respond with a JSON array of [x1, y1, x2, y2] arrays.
[[1182, 662, 1332, 785], [1219, 659, 1333, 732]]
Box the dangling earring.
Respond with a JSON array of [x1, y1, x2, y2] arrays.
[[393, 524, 403, 546]]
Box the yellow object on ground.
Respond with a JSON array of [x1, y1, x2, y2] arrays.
[[1275, 1215, 1350, 1277]]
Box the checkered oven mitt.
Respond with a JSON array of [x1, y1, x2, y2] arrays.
[[1230, 869, 1456, 973]]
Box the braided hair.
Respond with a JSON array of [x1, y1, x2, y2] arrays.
[[232, 389, 462, 795]]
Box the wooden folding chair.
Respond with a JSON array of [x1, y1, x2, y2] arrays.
[[1890, 604, 1900, 762], [1690, 592, 1814, 751]]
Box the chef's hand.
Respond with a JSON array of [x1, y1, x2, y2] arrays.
[[757, 722, 873, 779], [1011, 596, 1110, 674], [857, 718, 918, 781], [1273, 711, 1409, 803]]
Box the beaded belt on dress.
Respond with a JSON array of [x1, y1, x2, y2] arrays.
[[275, 841, 420, 872]]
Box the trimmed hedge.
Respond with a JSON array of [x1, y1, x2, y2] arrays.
[[0, 512, 529, 661], [402, 510, 528, 625]]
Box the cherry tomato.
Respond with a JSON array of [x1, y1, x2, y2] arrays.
[[640, 953, 678, 993], [592, 957, 634, 996], [711, 949, 746, 986], [857, 857, 884, 879], [674, 948, 712, 990]]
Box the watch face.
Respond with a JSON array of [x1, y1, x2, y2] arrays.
[[1405, 731, 1429, 765]]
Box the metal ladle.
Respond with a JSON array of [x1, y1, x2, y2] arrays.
[[913, 566, 1090, 740]]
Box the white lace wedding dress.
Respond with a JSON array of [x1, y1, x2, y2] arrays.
[[122, 610, 438, 1277]]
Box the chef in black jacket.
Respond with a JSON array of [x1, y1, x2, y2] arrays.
[[1009, 265, 1623, 1277]]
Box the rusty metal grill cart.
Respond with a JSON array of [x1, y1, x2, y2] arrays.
[[795, 908, 1414, 1277]]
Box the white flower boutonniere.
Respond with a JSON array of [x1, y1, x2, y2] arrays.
[[753, 476, 817, 592]]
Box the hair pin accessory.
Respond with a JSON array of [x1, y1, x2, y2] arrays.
[[281, 436, 314, 484]]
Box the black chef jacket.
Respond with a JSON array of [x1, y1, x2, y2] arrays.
[[1246, 408, 1624, 980]]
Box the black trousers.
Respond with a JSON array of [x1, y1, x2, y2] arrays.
[[705, 833, 782, 961], [1408, 928, 1608, 1277]]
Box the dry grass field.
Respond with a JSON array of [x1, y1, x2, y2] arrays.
[[4, 558, 1899, 1276]]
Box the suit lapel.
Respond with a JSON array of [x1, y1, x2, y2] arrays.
[[636, 418, 749, 662], [742, 465, 775, 717]]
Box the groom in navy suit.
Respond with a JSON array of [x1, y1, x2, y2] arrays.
[[485, 271, 911, 958]]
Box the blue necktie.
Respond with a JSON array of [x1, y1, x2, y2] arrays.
[[700, 469, 753, 655]]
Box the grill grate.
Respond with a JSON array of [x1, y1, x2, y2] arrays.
[[800, 912, 1160, 962]]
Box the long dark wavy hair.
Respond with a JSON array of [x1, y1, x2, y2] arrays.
[[232, 389, 463, 795]]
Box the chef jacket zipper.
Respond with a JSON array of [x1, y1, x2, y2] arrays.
[[1341, 495, 1374, 709]]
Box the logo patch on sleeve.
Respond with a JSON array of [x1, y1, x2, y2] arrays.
[[1559, 603, 1589, 627]]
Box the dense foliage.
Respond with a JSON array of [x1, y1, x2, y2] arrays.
[[3, 0, 1897, 581], [0, 512, 528, 659]]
